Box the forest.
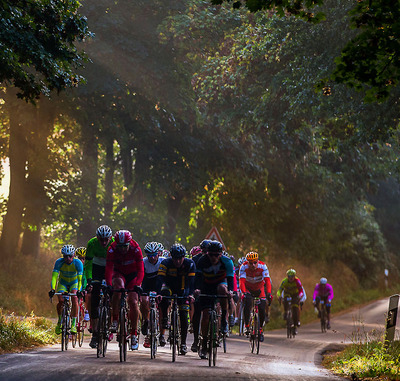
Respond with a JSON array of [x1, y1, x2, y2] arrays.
[[1, 0, 400, 293]]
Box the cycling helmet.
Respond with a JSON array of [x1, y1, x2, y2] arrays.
[[96, 225, 112, 239], [320, 277, 328, 285], [115, 230, 132, 246], [160, 249, 170, 258], [208, 240, 223, 253], [246, 251, 258, 261], [287, 268, 296, 277], [190, 246, 202, 257], [200, 239, 211, 252], [170, 243, 187, 258], [75, 247, 86, 259], [61, 244, 75, 256], [144, 241, 164, 256]]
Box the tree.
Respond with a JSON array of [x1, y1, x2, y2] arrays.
[[0, 0, 92, 102], [211, 0, 400, 101]]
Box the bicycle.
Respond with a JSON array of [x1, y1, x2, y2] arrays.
[[115, 288, 139, 362], [248, 295, 262, 354], [53, 292, 75, 351], [163, 295, 189, 362], [97, 286, 112, 358], [283, 295, 296, 339], [148, 291, 160, 359], [198, 294, 228, 367], [320, 299, 328, 333]]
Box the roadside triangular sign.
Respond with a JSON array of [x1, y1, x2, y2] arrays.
[[205, 226, 226, 250]]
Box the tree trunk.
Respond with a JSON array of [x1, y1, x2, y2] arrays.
[[0, 92, 29, 265], [20, 99, 54, 257]]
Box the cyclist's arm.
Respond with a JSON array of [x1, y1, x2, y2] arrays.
[[133, 246, 144, 286], [264, 277, 272, 294], [84, 240, 94, 280], [75, 258, 84, 291], [186, 261, 196, 295], [296, 278, 304, 298], [104, 250, 114, 286], [327, 284, 334, 300], [239, 277, 247, 294], [156, 262, 167, 294], [312, 284, 319, 302], [51, 271, 59, 290], [276, 279, 286, 298]]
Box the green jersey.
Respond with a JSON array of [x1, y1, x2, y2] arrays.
[[84, 236, 113, 280]]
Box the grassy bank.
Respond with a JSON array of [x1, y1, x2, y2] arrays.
[[323, 340, 400, 380], [0, 309, 58, 354]]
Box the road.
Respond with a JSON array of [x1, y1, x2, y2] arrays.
[[0, 298, 392, 381]]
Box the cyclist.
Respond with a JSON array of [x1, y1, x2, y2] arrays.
[[75, 247, 90, 322], [140, 241, 164, 348], [194, 240, 234, 360], [156, 243, 196, 355], [49, 245, 83, 335], [105, 229, 144, 351], [84, 224, 113, 349], [276, 268, 304, 334], [313, 277, 334, 329], [190, 239, 210, 352], [239, 252, 272, 342]]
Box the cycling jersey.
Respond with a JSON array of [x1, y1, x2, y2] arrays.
[[84, 236, 113, 280], [142, 256, 163, 292], [239, 260, 271, 298], [51, 258, 83, 292], [157, 257, 196, 296], [276, 277, 304, 299], [195, 255, 234, 292], [313, 283, 334, 301], [105, 240, 144, 287]]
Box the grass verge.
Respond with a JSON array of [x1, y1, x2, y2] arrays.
[[0, 309, 58, 354], [323, 340, 400, 380]]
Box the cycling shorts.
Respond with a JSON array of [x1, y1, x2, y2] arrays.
[[57, 279, 79, 293]]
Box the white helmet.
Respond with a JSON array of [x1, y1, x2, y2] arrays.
[[320, 277, 328, 285], [61, 244, 75, 256]]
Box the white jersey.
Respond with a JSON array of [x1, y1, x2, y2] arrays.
[[143, 256, 163, 280]]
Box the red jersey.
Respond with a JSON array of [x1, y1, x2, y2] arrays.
[[105, 239, 144, 287], [239, 260, 271, 297]]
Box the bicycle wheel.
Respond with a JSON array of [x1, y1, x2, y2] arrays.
[[78, 304, 85, 347], [171, 309, 178, 362], [97, 308, 104, 358], [102, 308, 109, 357], [208, 311, 214, 367], [149, 308, 157, 359], [250, 313, 256, 353], [238, 304, 245, 336], [255, 312, 260, 354], [61, 307, 67, 351], [212, 316, 217, 366], [64, 306, 70, 351], [286, 311, 293, 339], [119, 308, 127, 362], [321, 306, 326, 333]]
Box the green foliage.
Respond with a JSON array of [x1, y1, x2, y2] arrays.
[[0, 310, 57, 354], [326, 340, 400, 379], [0, 0, 93, 101]]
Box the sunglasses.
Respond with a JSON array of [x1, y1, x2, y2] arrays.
[[249, 260, 258, 265], [64, 255, 73, 258]]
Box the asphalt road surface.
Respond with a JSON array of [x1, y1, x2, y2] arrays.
[[0, 298, 393, 381]]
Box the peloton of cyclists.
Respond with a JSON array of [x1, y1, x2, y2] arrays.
[[313, 277, 334, 329], [239, 251, 272, 342], [140, 241, 165, 348], [49, 244, 83, 335], [157, 243, 196, 355], [105, 229, 144, 351]]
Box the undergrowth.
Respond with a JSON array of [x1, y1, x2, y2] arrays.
[[0, 309, 58, 354]]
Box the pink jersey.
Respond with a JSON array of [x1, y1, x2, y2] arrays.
[[313, 283, 334, 301]]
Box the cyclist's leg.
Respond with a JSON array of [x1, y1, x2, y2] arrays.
[[258, 298, 266, 327], [315, 296, 321, 317], [159, 287, 171, 346], [111, 276, 124, 327], [140, 295, 150, 335], [191, 299, 201, 351], [178, 302, 189, 354], [69, 284, 79, 334], [127, 290, 139, 335], [243, 293, 252, 334], [217, 283, 229, 333], [325, 297, 331, 328]]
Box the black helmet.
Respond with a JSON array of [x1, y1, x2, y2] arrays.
[[208, 240, 223, 253], [200, 239, 211, 251], [170, 243, 187, 258]]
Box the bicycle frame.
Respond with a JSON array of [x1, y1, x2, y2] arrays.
[[284, 295, 296, 339], [97, 286, 112, 358]]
